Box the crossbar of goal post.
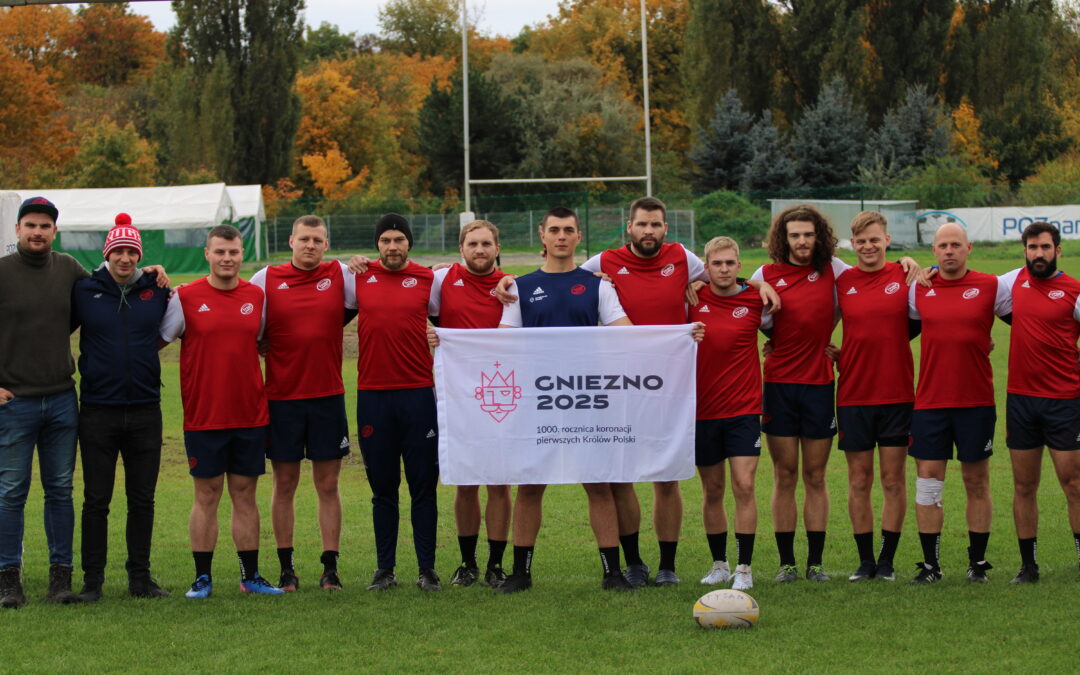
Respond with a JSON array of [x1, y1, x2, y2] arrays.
[[459, 0, 653, 259]]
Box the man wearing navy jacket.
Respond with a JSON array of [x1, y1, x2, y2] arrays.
[[71, 215, 170, 601]]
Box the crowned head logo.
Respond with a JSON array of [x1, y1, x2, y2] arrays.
[[474, 362, 522, 423]]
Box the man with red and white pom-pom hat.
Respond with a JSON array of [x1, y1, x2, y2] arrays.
[[71, 212, 173, 601]]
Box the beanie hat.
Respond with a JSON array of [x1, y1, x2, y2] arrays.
[[17, 196, 59, 223], [103, 213, 143, 260], [374, 213, 414, 249]]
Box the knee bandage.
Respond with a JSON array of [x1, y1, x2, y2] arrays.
[[915, 477, 944, 507]]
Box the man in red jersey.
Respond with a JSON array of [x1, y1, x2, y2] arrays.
[[159, 225, 283, 598], [579, 196, 705, 588], [249, 215, 356, 592], [996, 222, 1080, 583], [578, 196, 778, 588], [831, 211, 916, 583], [750, 204, 850, 583], [355, 214, 441, 593], [907, 223, 1009, 584], [428, 220, 512, 588], [690, 237, 771, 592]]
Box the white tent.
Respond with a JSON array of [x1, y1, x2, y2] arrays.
[[1, 191, 20, 256], [226, 184, 266, 259], [13, 184, 235, 272]]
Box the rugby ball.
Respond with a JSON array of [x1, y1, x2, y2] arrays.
[[693, 589, 759, 629]]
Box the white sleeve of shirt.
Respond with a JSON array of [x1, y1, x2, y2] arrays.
[[1074, 296, 1080, 323], [159, 292, 185, 342], [429, 266, 450, 317], [996, 268, 1020, 317], [750, 265, 765, 282], [580, 253, 602, 274], [684, 245, 707, 283], [759, 308, 774, 331], [907, 282, 920, 320], [250, 266, 269, 322], [599, 280, 629, 325], [499, 281, 523, 327], [338, 261, 357, 310], [830, 256, 852, 277], [257, 289, 266, 341]]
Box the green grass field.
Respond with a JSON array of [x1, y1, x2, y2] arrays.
[[4, 242, 1079, 673]]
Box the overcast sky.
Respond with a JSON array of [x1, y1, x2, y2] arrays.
[[127, 0, 564, 38]]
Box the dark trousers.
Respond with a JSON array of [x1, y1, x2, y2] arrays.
[[357, 388, 439, 570], [78, 403, 162, 582]]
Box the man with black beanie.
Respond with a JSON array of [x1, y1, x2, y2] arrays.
[[354, 213, 442, 592]]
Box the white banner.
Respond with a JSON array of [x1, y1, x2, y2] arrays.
[[434, 325, 697, 485], [918, 205, 1080, 242]]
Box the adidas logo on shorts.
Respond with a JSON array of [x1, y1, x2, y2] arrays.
[[198, 304, 211, 312], [339, 436, 349, 449], [426, 429, 436, 439], [829, 417, 836, 429], [754, 437, 761, 448], [453, 279, 465, 286], [984, 440, 993, 453], [277, 282, 289, 290]]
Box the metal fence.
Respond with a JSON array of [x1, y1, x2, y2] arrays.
[[267, 208, 695, 257]]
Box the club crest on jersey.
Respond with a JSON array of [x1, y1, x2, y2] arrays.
[[139, 289, 154, 301], [962, 288, 980, 300], [402, 277, 418, 288], [316, 278, 332, 291], [884, 282, 901, 294], [489, 288, 497, 296], [240, 302, 254, 315], [475, 362, 522, 423], [732, 306, 749, 318], [660, 263, 675, 277], [1049, 289, 1065, 300], [570, 284, 586, 295], [807, 271, 820, 282]]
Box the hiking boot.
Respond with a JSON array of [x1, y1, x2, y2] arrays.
[[129, 576, 169, 598], [44, 564, 83, 604], [79, 581, 103, 603], [0, 567, 27, 609], [450, 564, 480, 587], [416, 568, 442, 592], [492, 572, 531, 594], [366, 568, 397, 591], [910, 562, 942, 585]]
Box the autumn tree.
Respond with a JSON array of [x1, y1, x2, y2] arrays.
[[378, 0, 460, 58], [0, 43, 73, 185], [0, 5, 76, 85], [66, 119, 157, 188], [66, 3, 164, 87]]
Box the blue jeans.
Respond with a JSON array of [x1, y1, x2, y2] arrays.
[[0, 389, 79, 568]]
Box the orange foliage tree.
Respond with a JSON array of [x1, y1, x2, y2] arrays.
[[65, 3, 165, 86]]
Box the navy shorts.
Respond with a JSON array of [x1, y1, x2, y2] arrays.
[[1006, 394, 1080, 451], [762, 382, 836, 439], [184, 426, 269, 478], [908, 406, 995, 462], [695, 415, 762, 466], [837, 403, 913, 452], [268, 394, 350, 462]]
